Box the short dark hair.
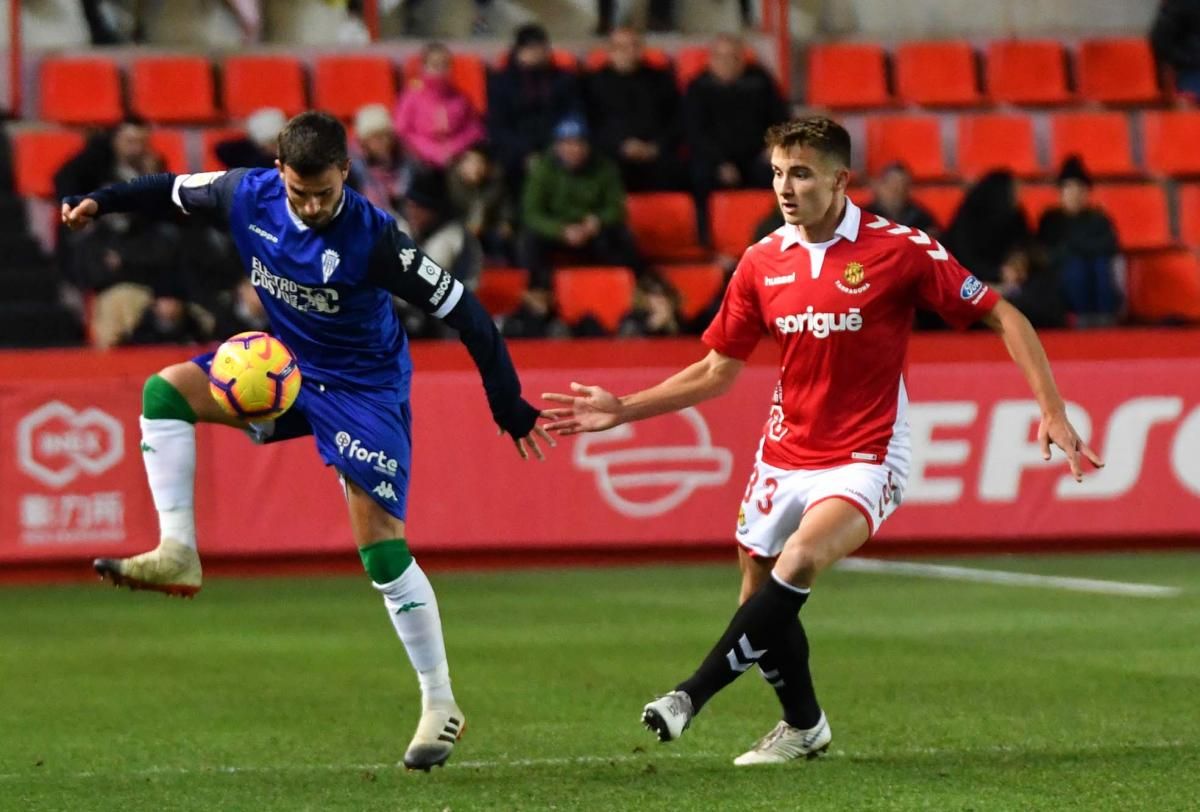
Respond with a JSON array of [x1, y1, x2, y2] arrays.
[[764, 117, 852, 168], [277, 111, 348, 176]]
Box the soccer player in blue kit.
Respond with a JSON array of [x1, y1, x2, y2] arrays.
[[60, 112, 554, 771]]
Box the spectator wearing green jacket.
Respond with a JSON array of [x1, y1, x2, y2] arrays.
[[519, 115, 645, 294]]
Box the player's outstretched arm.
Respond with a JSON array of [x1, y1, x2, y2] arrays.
[[981, 299, 1104, 481], [541, 349, 743, 436], [61, 170, 247, 231]]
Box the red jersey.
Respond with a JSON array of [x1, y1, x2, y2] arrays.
[[703, 199, 1000, 470]]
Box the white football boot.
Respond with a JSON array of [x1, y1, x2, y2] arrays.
[[93, 538, 202, 598], [733, 713, 832, 765], [641, 690, 694, 742], [403, 701, 466, 771]]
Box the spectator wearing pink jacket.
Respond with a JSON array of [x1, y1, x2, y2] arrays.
[[393, 42, 487, 169]]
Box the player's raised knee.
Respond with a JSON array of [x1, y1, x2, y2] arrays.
[[142, 370, 198, 423]]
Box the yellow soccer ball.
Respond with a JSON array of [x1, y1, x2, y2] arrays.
[[207, 332, 302, 419]]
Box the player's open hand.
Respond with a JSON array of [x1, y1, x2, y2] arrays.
[[1040, 411, 1104, 482], [501, 425, 556, 461], [61, 198, 99, 231], [540, 382, 624, 435]]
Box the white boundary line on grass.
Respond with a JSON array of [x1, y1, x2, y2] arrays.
[[836, 558, 1182, 598]]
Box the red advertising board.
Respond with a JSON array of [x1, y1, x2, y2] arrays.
[[0, 334, 1197, 568]]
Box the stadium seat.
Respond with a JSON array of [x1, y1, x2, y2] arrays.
[[1077, 38, 1160, 105], [1178, 184, 1200, 248], [1018, 184, 1062, 229], [130, 56, 219, 123], [985, 40, 1072, 105], [909, 185, 965, 231], [313, 56, 397, 121], [707, 189, 777, 258], [1091, 184, 1172, 252], [955, 114, 1040, 179], [553, 266, 636, 332], [10, 129, 87, 198], [401, 52, 488, 114], [1126, 250, 1200, 322], [476, 267, 529, 316], [674, 44, 759, 89], [1048, 112, 1137, 178], [149, 130, 189, 174], [658, 264, 726, 321], [865, 116, 947, 181], [807, 43, 889, 109], [39, 57, 124, 126], [626, 192, 708, 262], [222, 56, 307, 119], [895, 41, 981, 107], [201, 127, 246, 171], [1143, 111, 1200, 177], [583, 46, 671, 71]]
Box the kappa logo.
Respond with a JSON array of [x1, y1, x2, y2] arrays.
[[372, 481, 398, 502], [248, 224, 279, 243], [573, 407, 733, 518], [321, 248, 341, 283], [17, 401, 124, 488], [398, 247, 416, 271]]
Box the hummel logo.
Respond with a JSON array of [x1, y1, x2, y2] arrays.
[[140, 442, 155, 453], [393, 601, 426, 614], [726, 633, 767, 672], [764, 273, 795, 287]]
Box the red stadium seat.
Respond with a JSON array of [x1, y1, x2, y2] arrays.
[[10, 129, 87, 198], [149, 129, 189, 174], [865, 116, 947, 181], [1126, 250, 1200, 322], [130, 56, 218, 123], [401, 52, 488, 114], [583, 46, 671, 72], [476, 267, 529, 316], [1091, 183, 1172, 252], [553, 266, 636, 332], [313, 56, 397, 121], [659, 263, 727, 321], [1048, 112, 1136, 178], [39, 57, 124, 126], [626, 192, 708, 262], [908, 185, 965, 231], [1018, 184, 1062, 229], [201, 127, 246, 171], [1178, 184, 1200, 248], [985, 40, 1071, 105], [956, 114, 1040, 179], [1077, 38, 1160, 105], [895, 41, 981, 107], [222, 56, 307, 119], [708, 189, 777, 258], [807, 43, 889, 109], [1143, 111, 1200, 177]]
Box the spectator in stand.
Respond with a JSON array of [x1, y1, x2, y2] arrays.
[[1151, 0, 1200, 99], [865, 162, 939, 236], [683, 33, 789, 241], [486, 23, 582, 196], [213, 107, 285, 170], [212, 278, 270, 339], [1038, 156, 1122, 328], [54, 117, 155, 203], [448, 143, 516, 264], [393, 42, 487, 170], [125, 285, 210, 347], [994, 245, 1065, 329], [943, 170, 1030, 284], [584, 26, 685, 192], [349, 103, 414, 218], [619, 275, 683, 337], [515, 115, 643, 336]]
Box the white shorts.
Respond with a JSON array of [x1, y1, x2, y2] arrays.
[[735, 452, 907, 559]]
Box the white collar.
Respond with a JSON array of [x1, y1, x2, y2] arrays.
[[777, 197, 861, 251], [286, 191, 346, 232]]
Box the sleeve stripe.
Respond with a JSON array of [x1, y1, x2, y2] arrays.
[[433, 279, 465, 319], [170, 175, 189, 213]]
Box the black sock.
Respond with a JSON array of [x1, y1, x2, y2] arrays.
[[676, 576, 809, 713], [758, 616, 822, 729]]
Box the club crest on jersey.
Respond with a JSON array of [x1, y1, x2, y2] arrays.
[[321, 249, 340, 283], [836, 261, 871, 295]]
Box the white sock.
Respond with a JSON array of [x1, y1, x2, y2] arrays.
[[373, 561, 455, 707], [139, 416, 197, 549]]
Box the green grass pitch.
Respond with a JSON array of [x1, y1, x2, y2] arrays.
[[2, 553, 1197, 811]]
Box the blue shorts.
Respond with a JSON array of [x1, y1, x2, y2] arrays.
[[192, 352, 412, 520]]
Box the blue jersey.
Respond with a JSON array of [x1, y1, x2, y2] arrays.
[[171, 168, 463, 398]]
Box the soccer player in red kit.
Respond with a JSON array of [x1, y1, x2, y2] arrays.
[[541, 118, 1103, 765]]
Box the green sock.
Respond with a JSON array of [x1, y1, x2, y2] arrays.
[[359, 538, 414, 584], [142, 374, 197, 423]]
